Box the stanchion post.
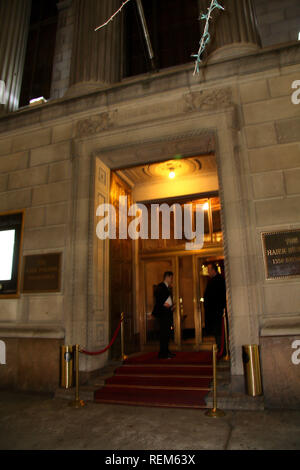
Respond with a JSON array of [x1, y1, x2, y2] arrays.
[[205, 344, 225, 418], [69, 344, 86, 408], [223, 310, 230, 361], [120, 312, 128, 362]]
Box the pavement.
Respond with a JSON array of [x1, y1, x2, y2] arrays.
[[0, 390, 299, 450]]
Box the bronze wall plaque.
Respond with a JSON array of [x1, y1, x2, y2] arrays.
[[262, 230, 300, 279], [22, 253, 62, 293]]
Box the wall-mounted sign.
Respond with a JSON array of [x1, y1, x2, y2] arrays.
[[262, 230, 300, 279], [22, 253, 62, 293]]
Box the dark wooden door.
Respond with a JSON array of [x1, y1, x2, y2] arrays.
[[109, 173, 137, 359]]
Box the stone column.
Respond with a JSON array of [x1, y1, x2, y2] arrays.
[[0, 0, 31, 113], [50, 0, 75, 100], [68, 0, 122, 96], [198, 0, 261, 61]]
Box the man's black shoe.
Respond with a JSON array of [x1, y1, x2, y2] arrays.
[[168, 351, 176, 357], [158, 354, 170, 359]]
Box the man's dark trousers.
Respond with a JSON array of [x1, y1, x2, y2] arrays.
[[152, 281, 173, 357], [158, 309, 173, 357]]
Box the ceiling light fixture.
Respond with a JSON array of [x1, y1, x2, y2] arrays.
[[169, 168, 176, 179]]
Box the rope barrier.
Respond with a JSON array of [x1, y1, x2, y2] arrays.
[[67, 313, 125, 409], [80, 316, 123, 356]]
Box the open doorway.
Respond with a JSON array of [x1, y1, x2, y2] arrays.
[[110, 154, 227, 354]]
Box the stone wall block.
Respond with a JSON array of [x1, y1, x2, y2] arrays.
[[23, 226, 66, 250], [12, 129, 52, 153], [24, 207, 46, 229], [245, 122, 277, 148], [255, 196, 300, 226], [275, 118, 300, 144], [248, 143, 300, 173], [284, 168, 300, 195], [243, 96, 300, 125], [49, 161, 72, 183], [8, 166, 49, 190], [252, 171, 285, 199], [0, 188, 32, 212], [30, 142, 71, 167], [32, 181, 71, 206], [46, 203, 69, 226], [240, 80, 269, 104], [0, 151, 29, 174]]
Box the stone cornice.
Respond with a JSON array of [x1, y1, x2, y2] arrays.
[[0, 42, 299, 136], [260, 317, 300, 337], [0, 324, 65, 339]]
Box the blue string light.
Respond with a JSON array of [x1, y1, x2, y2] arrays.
[[192, 0, 225, 75]]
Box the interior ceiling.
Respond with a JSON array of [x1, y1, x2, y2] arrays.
[[117, 155, 217, 186]]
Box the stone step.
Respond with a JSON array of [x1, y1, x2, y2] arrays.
[[205, 391, 265, 411]]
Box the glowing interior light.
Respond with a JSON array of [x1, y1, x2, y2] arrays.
[[298, 32, 300, 41], [169, 170, 176, 179], [203, 202, 209, 211], [0, 230, 15, 281]]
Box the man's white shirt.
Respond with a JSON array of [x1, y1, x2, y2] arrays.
[[164, 281, 173, 307]]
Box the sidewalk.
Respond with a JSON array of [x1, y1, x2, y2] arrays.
[[0, 390, 299, 450]]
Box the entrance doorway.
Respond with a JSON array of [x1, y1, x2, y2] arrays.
[[110, 155, 227, 353], [141, 254, 225, 350]]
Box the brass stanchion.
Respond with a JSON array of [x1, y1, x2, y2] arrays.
[[205, 344, 226, 418], [223, 310, 230, 361], [120, 312, 128, 361], [69, 344, 86, 408]]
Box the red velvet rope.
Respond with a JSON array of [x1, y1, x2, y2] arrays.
[[217, 315, 225, 359], [80, 317, 123, 356]]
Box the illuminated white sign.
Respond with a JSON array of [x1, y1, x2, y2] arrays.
[[0, 229, 15, 281], [0, 341, 6, 365], [0, 80, 5, 104]]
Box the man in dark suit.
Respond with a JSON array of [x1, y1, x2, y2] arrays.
[[204, 262, 226, 353], [152, 271, 176, 359]]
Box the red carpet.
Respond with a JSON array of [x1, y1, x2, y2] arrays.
[[94, 351, 213, 409]]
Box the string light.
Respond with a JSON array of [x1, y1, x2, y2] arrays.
[[95, 0, 132, 31], [94, 0, 224, 77], [192, 0, 225, 75]]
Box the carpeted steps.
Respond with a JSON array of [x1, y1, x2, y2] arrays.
[[94, 351, 213, 409]]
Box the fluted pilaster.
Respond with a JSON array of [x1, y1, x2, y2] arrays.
[[198, 0, 261, 61], [68, 0, 122, 96], [0, 0, 31, 112]]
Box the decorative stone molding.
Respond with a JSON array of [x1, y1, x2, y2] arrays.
[[0, 324, 65, 339], [75, 111, 117, 138], [183, 87, 232, 112], [95, 128, 216, 170]]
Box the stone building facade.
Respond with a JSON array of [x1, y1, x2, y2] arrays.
[[0, 0, 300, 408]]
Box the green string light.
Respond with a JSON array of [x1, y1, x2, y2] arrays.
[[192, 0, 225, 75]]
